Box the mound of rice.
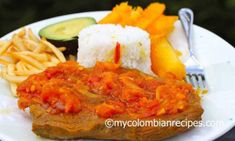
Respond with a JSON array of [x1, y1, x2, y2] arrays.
[[77, 24, 153, 75]]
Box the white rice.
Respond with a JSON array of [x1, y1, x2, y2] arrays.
[[77, 24, 153, 75]]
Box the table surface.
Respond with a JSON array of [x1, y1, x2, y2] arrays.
[[0, 127, 234, 141], [216, 127, 235, 141]]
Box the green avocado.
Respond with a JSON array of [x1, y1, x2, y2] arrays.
[[39, 17, 96, 56]]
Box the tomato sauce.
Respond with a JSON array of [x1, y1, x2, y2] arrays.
[[17, 61, 193, 118]]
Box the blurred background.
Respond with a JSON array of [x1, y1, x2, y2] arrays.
[[0, 0, 235, 46]]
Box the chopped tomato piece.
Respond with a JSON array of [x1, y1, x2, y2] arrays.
[[114, 42, 121, 64], [17, 61, 192, 118], [96, 103, 124, 118], [121, 87, 144, 102], [41, 85, 81, 113]]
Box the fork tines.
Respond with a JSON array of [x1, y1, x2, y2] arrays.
[[186, 71, 208, 93]]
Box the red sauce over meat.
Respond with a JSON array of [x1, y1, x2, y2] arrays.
[[17, 61, 194, 118]]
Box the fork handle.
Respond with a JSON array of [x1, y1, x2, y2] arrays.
[[178, 8, 194, 57]]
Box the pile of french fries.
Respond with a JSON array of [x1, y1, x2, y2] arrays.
[[0, 28, 66, 96]]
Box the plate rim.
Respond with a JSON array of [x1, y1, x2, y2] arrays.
[[0, 10, 235, 141]]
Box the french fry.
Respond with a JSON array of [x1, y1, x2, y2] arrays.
[[4, 52, 19, 63], [0, 41, 9, 46], [14, 71, 30, 76], [3, 74, 27, 83], [21, 61, 39, 71], [28, 28, 39, 43], [0, 58, 11, 65], [69, 55, 76, 61], [41, 39, 66, 62], [14, 53, 45, 70], [43, 46, 66, 53], [18, 61, 28, 71], [18, 28, 26, 38], [0, 28, 66, 96], [10, 83, 17, 97], [23, 39, 38, 51], [12, 35, 27, 51], [50, 55, 60, 64], [7, 64, 15, 75], [19, 51, 48, 62], [8, 45, 18, 52], [58, 47, 66, 52], [2, 67, 27, 83], [0, 41, 6, 45], [43, 62, 57, 67], [16, 62, 24, 72], [15, 69, 41, 76], [0, 41, 11, 55], [33, 41, 46, 53], [8, 45, 14, 52]]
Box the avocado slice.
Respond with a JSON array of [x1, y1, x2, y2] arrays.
[[39, 17, 96, 56]]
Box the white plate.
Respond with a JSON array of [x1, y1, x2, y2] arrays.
[[1, 11, 235, 141]]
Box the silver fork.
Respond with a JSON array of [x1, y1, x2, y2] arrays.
[[178, 8, 208, 93]]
